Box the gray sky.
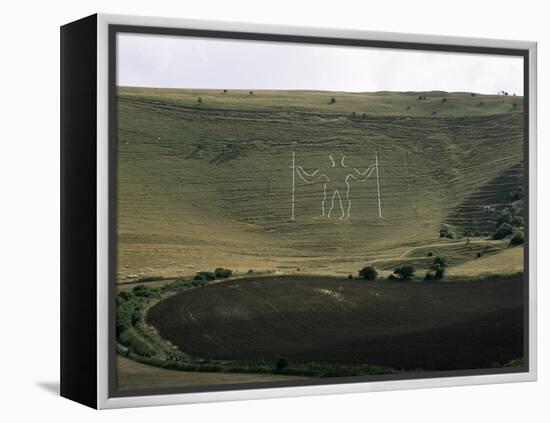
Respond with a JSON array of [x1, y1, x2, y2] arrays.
[[117, 33, 524, 95]]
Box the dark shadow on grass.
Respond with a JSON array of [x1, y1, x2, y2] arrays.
[[36, 381, 60, 396]]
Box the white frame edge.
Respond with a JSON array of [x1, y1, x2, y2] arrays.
[[96, 13, 537, 409]]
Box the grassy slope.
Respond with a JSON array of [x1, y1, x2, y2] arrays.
[[117, 355, 303, 391], [448, 246, 524, 277], [116, 87, 524, 281]]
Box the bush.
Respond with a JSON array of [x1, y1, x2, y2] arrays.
[[393, 266, 415, 280], [214, 267, 233, 278], [496, 211, 513, 228], [430, 257, 448, 279], [508, 187, 524, 201], [131, 309, 142, 326], [493, 223, 514, 240], [116, 299, 137, 335], [432, 257, 447, 268], [424, 272, 434, 281], [275, 358, 289, 371], [511, 216, 523, 227], [510, 233, 524, 246], [132, 285, 157, 298], [117, 290, 132, 302], [119, 330, 154, 357], [161, 279, 191, 292], [194, 271, 217, 281], [388, 274, 397, 280], [359, 266, 378, 280], [439, 224, 456, 239]]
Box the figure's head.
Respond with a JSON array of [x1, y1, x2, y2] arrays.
[[329, 153, 347, 168]]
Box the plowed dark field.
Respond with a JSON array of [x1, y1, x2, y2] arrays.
[[147, 275, 524, 371]]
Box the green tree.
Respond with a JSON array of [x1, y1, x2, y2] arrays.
[[359, 266, 378, 280], [393, 266, 415, 280], [132, 285, 156, 298], [117, 291, 132, 302], [493, 223, 514, 240], [195, 271, 216, 281], [508, 187, 524, 201], [510, 233, 524, 246], [193, 273, 204, 281], [496, 211, 513, 228], [430, 257, 448, 279], [214, 267, 232, 278], [511, 216, 523, 227]]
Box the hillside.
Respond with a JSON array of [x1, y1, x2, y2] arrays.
[[116, 87, 524, 281]]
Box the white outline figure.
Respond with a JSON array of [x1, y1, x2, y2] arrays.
[[293, 153, 381, 220]]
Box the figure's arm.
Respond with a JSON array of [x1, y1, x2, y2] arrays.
[[296, 166, 328, 184], [352, 164, 376, 181]]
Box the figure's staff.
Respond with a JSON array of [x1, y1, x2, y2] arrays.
[[375, 151, 382, 219], [291, 151, 296, 221]]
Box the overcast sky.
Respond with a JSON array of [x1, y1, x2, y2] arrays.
[[117, 33, 524, 95]]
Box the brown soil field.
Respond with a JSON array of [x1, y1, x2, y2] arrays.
[[147, 274, 524, 371]]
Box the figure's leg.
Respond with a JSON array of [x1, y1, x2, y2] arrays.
[[335, 190, 345, 220], [344, 184, 352, 219], [327, 191, 337, 218], [316, 184, 327, 218]]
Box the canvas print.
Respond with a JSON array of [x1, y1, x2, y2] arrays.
[[113, 32, 526, 393]]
